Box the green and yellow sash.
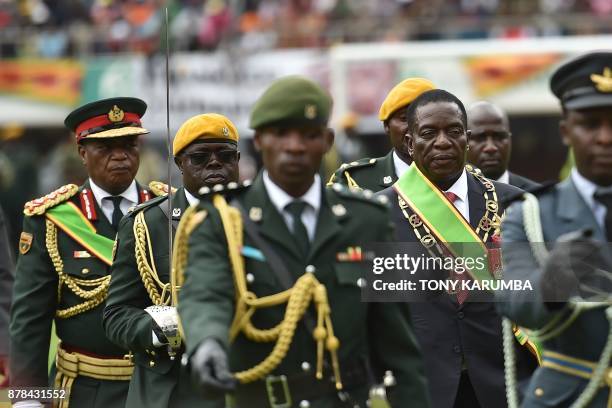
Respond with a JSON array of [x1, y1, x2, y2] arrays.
[[46, 201, 114, 266], [393, 163, 492, 283]]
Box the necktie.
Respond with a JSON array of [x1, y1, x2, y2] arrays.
[[445, 191, 469, 304], [593, 190, 612, 242], [285, 200, 310, 259], [105, 196, 123, 230]]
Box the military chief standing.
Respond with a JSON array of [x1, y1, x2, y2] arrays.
[[176, 76, 430, 408], [9, 98, 155, 408]]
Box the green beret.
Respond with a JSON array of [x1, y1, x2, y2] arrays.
[[249, 76, 332, 129]]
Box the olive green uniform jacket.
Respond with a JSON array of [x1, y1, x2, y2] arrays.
[[178, 174, 430, 408], [9, 181, 151, 407], [104, 187, 201, 408], [327, 151, 398, 192]]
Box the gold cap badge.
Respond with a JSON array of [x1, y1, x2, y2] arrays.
[[591, 67, 612, 93], [304, 104, 317, 119], [108, 105, 125, 122]]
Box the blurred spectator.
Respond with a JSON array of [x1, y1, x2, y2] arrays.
[[0, 0, 610, 57]]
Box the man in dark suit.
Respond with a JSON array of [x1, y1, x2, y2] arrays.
[[467, 101, 540, 191], [9, 97, 157, 408], [378, 89, 536, 408], [497, 51, 612, 407], [0, 204, 14, 388]]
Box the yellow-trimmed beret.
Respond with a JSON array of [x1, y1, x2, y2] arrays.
[[378, 78, 436, 121], [173, 113, 239, 156]]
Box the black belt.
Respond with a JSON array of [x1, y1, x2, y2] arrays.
[[231, 358, 371, 408]]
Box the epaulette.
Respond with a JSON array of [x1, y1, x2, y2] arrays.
[[338, 158, 378, 173], [127, 194, 168, 216], [148, 181, 178, 196], [329, 183, 389, 207], [24, 184, 79, 216], [197, 180, 252, 199]]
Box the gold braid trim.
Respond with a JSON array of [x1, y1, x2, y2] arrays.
[[134, 211, 171, 306], [25, 184, 79, 216], [212, 194, 343, 389], [171, 205, 207, 306], [45, 220, 110, 319]]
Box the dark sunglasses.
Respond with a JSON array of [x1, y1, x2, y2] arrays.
[[184, 150, 238, 166]]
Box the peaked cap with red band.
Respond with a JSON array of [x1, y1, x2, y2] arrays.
[[64, 97, 149, 143]]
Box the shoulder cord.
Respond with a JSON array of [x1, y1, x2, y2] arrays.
[[344, 171, 360, 190], [205, 194, 343, 388], [45, 220, 110, 319], [134, 211, 171, 306]]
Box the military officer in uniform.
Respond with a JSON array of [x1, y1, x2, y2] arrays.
[[328, 77, 435, 191], [466, 101, 540, 190], [9, 97, 155, 408], [497, 51, 612, 407], [176, 76, 430, 407], [103, 113, 240, 408]]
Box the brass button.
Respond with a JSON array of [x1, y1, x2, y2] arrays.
[[81, 268, 90, 274], [534, 387, 544, 397], [149, 360, 155, 367]]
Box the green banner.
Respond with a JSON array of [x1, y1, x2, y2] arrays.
[[393, 163, 491, 282], [46, 202, 114, 265]]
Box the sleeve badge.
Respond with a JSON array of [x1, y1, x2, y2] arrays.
[[19, 232, 33, 255]]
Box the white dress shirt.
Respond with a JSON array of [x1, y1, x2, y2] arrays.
[[496, 170, 510, 185], [444, 169, 470, 223], [393, 150, 411, 179], [263, 171, 321, 241], [88, 179, 138, 225], [184, 189, 200, 206], [571, 168, 611, 231]]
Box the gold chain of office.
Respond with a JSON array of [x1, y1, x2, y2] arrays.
[[45, 220, 110, 319], [172, 196, 343, 389]]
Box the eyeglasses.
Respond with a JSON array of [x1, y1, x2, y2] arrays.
[[184, 150, 238, 166]]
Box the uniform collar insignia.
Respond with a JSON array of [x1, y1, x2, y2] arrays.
[[172, 208, 181, 218], [383, 176, 393, 185], [331, 204, 347, 217], [249, 207, 262, 222]]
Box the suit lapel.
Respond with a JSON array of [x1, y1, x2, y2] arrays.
[[308, 188, 343, 261], [467, 173, 486, 231]]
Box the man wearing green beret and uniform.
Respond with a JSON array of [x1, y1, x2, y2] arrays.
[[102, 113, 240, 408], [9, 97, 155, 408], [176, 76, 430, 408], [328, 78, 435, 191]]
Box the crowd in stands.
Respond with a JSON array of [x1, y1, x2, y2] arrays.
[[0, 0, 610, 57]]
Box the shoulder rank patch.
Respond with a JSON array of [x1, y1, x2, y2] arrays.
[[19, 232, 33, 254], [329, 183, 389, 208], [197, 180, 252, 198], [24, 184, 79, 216], [148, 181, 178, 197], [342, 158, 377, 172]]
